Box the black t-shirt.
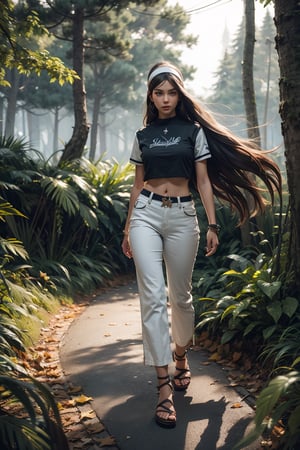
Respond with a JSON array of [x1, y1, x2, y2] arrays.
[[130, 116, 211, 181]]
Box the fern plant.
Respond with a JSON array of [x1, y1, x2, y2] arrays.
[[0, 137, 133, 293]]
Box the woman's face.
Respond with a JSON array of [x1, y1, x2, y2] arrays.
[[150, 80, 179, 119]]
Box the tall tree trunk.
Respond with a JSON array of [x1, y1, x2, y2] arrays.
[[59, 6, 89, 164], [53, 106, 59, 154], [0, 95, 4, 136], [99, 111, 107, 157], [241, 0, 260, 246], [243, 0, 260, 144], [89, 93, 101, 161], [26, 110, 40, 147], [262, 38, 272, 149], [5, 68, 20, 137], [274, 0, 300, 293], [21, 108, 26, 136]]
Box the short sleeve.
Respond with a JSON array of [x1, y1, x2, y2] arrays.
[[129, 134, 143, 165], [194, 128, 211, 162]]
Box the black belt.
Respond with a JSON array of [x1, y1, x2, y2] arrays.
[[141, 189, 192, 204]]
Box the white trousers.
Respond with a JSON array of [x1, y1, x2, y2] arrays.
[[129, 192, 200, 366]]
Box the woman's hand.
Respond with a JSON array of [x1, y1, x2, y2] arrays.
[[122, 235, 133, 259], [205, 229, 219, 256]]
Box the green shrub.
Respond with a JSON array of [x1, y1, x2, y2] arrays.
[[196, 246, 298, 344], [236, 368, 300, 450], [0, 137, 133, 293]]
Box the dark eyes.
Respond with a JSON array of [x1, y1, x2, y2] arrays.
[[153, 90, 177, 96]]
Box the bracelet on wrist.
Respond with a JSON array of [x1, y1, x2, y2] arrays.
[[207, 223, 221, 234]]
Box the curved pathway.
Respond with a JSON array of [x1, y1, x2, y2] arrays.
[[60, 282, 260, 450]]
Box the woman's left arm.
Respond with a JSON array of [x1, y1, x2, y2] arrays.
[[195, 161, 219, 256]]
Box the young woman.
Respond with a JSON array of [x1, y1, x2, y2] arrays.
[[121, 61, 281, 429]]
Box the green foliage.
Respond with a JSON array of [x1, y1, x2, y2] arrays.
[[193, 199, 296, 343], [259, 323, 300, 375], [79, 0, 198, 158], [209, 22, 245, 123], [193, 203, 300, 449], [0, 136, 133, 293], [0, 187, 68, 449], [196, 233, 297, 346], [0, 1, 78, 86], [192, 202, 254, 316], [0, 361, 63, 450], [0, 132, 133, 447], [235, 369, 300, 450], [16, 0, 198, 161]]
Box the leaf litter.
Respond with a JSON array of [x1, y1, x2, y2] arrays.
[[14, 300, 119, 449]]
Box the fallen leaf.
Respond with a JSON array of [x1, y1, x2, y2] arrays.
[[231, 402, 243, 408], [45, 337, 59, 343], [64, 312, 77, 319], [209, 352, 221, 361], [74, 394, 93, 404], [260, 439, 273, 447], [232, 352, 242, 362], [80, 410, 96, 420], [34, 345, 47, 351], [98, 436, 117, 447], [272, 424, 285, 437], [61, 399, 76, 408], [46, 369, 61, 378], [44, 351, 54, 360]]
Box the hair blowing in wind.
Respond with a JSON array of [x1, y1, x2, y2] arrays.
[[146, 61, 282, 224]]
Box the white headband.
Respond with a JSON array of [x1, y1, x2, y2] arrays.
[[148, 66, 183, 83]]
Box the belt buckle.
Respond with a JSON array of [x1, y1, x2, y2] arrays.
[[161, 197, 172, 208]]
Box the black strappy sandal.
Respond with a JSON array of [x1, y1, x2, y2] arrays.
[[155, 375, 176, 428], [172, 350, 191, 392]]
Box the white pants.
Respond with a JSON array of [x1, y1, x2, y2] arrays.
[[129, 191, 200, 366]]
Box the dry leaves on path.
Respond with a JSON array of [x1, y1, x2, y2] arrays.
[[194, 331, 269, 397], [23, 300, 119, 450]]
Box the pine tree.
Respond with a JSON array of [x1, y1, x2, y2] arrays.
[[208, 21, 247, 136]]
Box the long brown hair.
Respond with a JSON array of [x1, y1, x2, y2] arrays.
[[146, 61, 282, 224]]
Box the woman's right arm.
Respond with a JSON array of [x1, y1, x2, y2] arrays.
[[121, 165, 144, 258]]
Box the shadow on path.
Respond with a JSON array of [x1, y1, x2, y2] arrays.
[[61, 282, 258, 450]]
